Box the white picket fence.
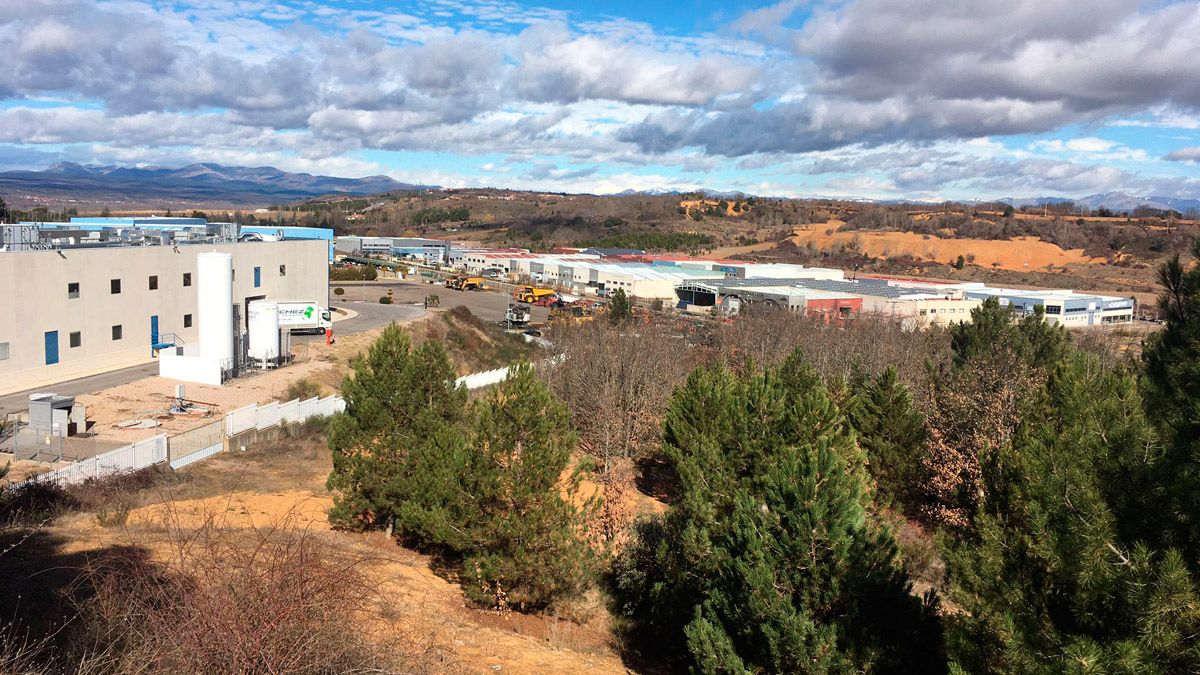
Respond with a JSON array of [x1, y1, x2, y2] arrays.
[[20, 395, 345, 487], [26, 435, 168, 486], [456, 366, 514, 390]]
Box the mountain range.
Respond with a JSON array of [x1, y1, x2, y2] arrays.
[[998, 193, 1200, 213], [0, 162, 433, 207], [2, 162, 1196, 214]]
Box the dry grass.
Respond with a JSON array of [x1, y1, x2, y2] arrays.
[[1, 419, 630, 674], [69, 514, 397, 674]]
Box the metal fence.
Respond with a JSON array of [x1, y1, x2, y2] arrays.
[[14, 395, 345, 488]]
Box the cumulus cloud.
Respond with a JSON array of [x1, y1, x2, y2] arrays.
[[621, 0, 1200, 156], [0, 0, 1197, 198]]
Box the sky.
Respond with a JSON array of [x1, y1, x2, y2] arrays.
[[1, 0, 1199, 200]]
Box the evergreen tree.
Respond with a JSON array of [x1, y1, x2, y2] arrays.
[[608, 287, 632, 323], [1143, 239, 1200, 445], [945, 352, 1200, 672], [614, 352, 944, 673], [397, 364, 595, 610], [1141, 238, 1200, 562], [326, 324, 466, 529], [850, 366, 927, 512], [950, 297, 1068, 369]]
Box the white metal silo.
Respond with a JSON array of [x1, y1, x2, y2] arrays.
[[197, 251, 234, 364], [247, 300, 280, 363]]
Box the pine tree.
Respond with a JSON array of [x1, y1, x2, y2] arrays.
[[850, 366, 927, 512], [950, 297, 1068, 368], [1141, 238, 1200, 563], [614, 350, 944, 672], [945, 352, 1200, 672], [397, 363, 594, 610], [326, 324, 466, 530], [608, 287, 632, 323]]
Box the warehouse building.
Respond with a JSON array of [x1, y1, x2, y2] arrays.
[[676, 276, 979, 327], [959, 286, 1135, 326], [334, 235, 393, 256], [0, 224, 328, 395]]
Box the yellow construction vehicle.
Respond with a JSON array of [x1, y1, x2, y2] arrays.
[[445, 275, 487, 291], [512, 286, 557, 304], [548, 302, 597, 324]]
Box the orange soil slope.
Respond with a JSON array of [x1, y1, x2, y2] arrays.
[[790, 221, 1104, 272]]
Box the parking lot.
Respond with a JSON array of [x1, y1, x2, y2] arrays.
[[330, 279, 552, 325]]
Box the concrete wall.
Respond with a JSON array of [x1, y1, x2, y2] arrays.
[[0, 240, 328, 395]]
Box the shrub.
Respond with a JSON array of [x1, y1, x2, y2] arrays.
[[333, 287, 345, 296], [70, 519, 386, 674], [378, 295, 393, 304], [285, 377, 324, 401]]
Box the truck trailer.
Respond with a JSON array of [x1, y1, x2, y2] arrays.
[[276, 301, 333, 334]]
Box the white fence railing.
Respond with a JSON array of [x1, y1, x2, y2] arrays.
[[17, 395, 344, 488], [457, 366, 513, 390], [225, 404, 257, 436], [28, 434, 168, 486]]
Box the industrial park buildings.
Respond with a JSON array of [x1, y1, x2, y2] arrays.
[[0, 218, 331, 395]]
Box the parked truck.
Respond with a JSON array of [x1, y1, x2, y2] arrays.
[[276, 301, 333, 334], [512, 286, 557, 304]]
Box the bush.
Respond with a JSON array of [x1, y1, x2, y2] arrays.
[[330, 266, 377, 281], [69, 519, 387, 673], [333, 287, 345, 296], [285, 377, 324, 401], [378, 295, 393, 304]]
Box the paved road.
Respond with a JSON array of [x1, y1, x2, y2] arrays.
[[331, 279, 551, 325], [0, 298, 425, 415], [295, 296, 424, 343]]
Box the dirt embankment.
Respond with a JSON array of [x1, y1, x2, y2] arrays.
[[790, 220, 1104, 272], [36, 435, 631, 674]]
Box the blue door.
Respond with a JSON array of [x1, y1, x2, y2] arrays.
[[150, 315, 159, 349], [44, 331, 59, 365]]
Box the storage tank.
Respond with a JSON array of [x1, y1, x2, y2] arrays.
[[247, 301, 280, 363], [197, 252, 234, 364]]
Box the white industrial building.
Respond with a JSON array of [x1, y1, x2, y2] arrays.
[[0, 225, 329, 395]]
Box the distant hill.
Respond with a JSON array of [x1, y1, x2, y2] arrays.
[[1000, 193, 1200, 213], [0, 162, 436, 208]]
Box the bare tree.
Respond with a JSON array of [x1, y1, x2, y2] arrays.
[[543, 318, 692, 473]]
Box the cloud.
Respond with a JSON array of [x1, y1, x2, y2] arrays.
[[0, 0, 1197, 199], [1031, 137, 1118, 153], [1166, 147, 1200, 163], [621, 0, 1200, 156]]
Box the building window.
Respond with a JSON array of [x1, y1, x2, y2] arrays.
[[148, 275, 158, 290], [0, 342, 9, 360], [183, 314, 192, 328], [69, 331, 81, 348], [111, 325, 123, 341], [67, 282, 80, 299], [279, 264, 286, 276], [110, 279, 121, 294], [183, 272, 192, 287], [253, 266, 261, 288]]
